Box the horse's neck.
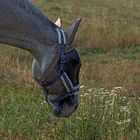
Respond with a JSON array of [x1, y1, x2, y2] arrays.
[[0, 0, 57, 69]]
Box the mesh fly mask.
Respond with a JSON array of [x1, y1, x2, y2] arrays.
[[37, 28, 80, 104]]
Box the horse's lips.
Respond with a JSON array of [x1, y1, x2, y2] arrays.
[[61, 103, 73, 117], [53, 103, 78, 117]]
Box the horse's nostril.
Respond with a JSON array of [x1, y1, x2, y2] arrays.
[[74, 104, 78, 111], [53, 109, 60, 116]]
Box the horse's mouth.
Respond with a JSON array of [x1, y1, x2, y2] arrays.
[[52, 102, 78, 117]]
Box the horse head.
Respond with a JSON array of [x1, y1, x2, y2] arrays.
[[32, 18, 82, 117], [0, 0, 82, 118]]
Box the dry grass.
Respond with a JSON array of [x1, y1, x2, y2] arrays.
[[33, 0, 140, 49], [80, 56, 140, 92]]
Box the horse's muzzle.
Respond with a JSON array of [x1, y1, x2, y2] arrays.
[[52, 95, 79, 117], [53, 103, 79, 117]]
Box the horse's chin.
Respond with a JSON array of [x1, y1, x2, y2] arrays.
[[49, 94, 79, 117]]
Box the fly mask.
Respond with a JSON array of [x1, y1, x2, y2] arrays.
[[37, 28, 81, 104], [35, 17, 82, 117]]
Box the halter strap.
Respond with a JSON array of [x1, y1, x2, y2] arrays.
[[50, 85, 80, 103], [56, 28, 66, 45]]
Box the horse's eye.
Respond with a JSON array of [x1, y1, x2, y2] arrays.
[[73, 58, 80, 64], [72, 60, 78, 66]]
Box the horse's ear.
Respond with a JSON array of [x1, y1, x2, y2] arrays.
[[66, 17, 82, 44], [55, 18, 62, 27]]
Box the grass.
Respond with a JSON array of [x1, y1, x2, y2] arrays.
[[33, 0, 140, 48], [0, 84, 140, 139], [0, 0, 140, 139]]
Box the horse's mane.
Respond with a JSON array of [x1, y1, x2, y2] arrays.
[[11, 0, 57, 29]]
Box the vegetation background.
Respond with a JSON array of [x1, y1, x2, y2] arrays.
[[0, 0, 140, 139]]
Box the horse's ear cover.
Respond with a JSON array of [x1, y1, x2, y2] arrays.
[[55, 18, 62, 27], [67, 17, 82, 44]]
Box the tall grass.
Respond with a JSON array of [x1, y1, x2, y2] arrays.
[[33, 0, 140, 49], [0, 85, 140, 139]]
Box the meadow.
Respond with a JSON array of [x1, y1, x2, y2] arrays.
[[0, 0, 140, 139]]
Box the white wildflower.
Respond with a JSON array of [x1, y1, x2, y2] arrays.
[[84, 93, 90, 96], [124, 119, 131, 123], [76, 116, 82, 121], [116, 121, 123, 125], [88, 88, 94, 92], [114, 87, 122, 90], [80, 85, 85, 89], [109, 92, 115, 96], [105, 101, 110, 104]]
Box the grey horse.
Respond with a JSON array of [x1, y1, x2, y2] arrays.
[[0, 0, 82, 117]]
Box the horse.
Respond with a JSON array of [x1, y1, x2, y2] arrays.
[[0, 0, 82, 117]]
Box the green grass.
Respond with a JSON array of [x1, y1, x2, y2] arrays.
[[0, 45, 139, 140], [0, 0, 140, 139], [0, 86, 140, 140]]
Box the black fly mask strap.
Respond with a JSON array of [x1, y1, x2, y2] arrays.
[[38, 28, 80, 104]]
